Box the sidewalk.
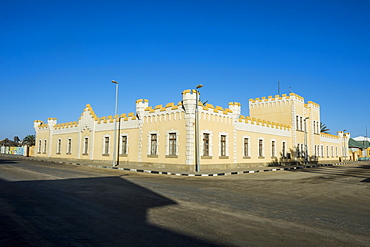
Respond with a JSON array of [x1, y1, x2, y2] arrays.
[[0, 154, 362, 177]]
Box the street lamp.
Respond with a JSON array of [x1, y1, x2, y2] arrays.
[[304, 117, 309, 164], [195, 84, 203, 172], [112, 80, 119, 166]]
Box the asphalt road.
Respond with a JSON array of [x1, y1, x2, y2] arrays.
[[0, 157, 369, 246]]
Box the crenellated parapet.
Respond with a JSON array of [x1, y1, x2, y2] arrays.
[[249, 93, 308, 105], [34, 120, 46, 130], [249, 94, 292, 103], [54, 121, 78, 129], [321, 132, 340, 139], [238, 115, 291, 130], [306, 101, 320, 109]]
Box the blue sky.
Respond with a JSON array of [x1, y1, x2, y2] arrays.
[[1, 0, 369, 141]]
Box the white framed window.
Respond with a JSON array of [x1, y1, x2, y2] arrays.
[[296, 143, 300, 157], [168, 133, 177, 156], [219, 134, 227, 157], [102, 135, 110, 156], [258, 138, 264, 157], [147, 131, 159, 156], [43, 140, 47, 154], [151, 134, 157, 155], [57, 138, 62, 154], [120, 135, 128, 155], [296, 116, 299, 130], [165, 130, 179, 157], [203, 133, 210, 156], [201, 131, 213, 157], [243, 136, 251, 157], [67, 138, 72, 154], [301, 144, 304, 157], [271, 140, 276, 157], [83, 137, 89, 155], [38, 139, 42, 153]]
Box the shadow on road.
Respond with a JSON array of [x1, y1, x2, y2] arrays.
[[0, 176, 219, 246], [286, 163, 370, 183], [0, 159, 19, 164]]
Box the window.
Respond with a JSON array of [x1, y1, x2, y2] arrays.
[[169, 133, 176, 156], [67, 138, 72, 154], [104, 136, 110, 155], [203, 133, 210, 156], [297, 144, 300, 157], [300, 117, 303, 131], [43, 140, 47, 154], [301, 144, 304, 157], [121, 135, 128, 155], [258, 139, 264, 157], [271, 140, 276, 157], [321, 145, 324, 158], [83, 137, 89, 155], [220, 135, 226, 156], [243, 138, 249, 157], [38, 140, 42, 153], [326, 146, 329, 157], [57, 139, 62, 154], [150, 134, 157, 155], [296, 116, 299, 130], [282, 141, 286, 158], [336, 146, 338, 157], [317, 122, 320, 134]]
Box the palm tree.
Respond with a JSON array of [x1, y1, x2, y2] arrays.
[[320, 122, 330, 133], [22, 135, 35, 146]]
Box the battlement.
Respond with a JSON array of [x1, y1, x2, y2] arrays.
[[55, 121, 78, 129], [249, 94, 291, 103], [249, 92, 308, 104], [34, 120, 46, 129], [238, 115, 291, 130], [320, 132, 340, 139], [306, 101, 320, 108]]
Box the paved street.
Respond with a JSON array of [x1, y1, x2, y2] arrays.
[[0, 157, 369, 246]]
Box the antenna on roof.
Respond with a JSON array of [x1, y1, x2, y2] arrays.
[[289, 87, 293, 94]]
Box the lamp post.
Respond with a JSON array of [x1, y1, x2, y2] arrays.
[[304, 117, 309, 164], [195, 84, 203, 172], [343, 129, 347, 161], [112, 80, 119, 166]]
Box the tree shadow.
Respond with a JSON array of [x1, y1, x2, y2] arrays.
[[0, 176, 220, 246]]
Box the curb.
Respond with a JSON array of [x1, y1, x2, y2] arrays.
[[0, 154, 364, 177]]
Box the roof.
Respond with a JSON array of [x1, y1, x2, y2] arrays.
[[348, 138, 370, 148]]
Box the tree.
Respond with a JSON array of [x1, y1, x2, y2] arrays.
[[22, 135, 36, 146], [320, 122, 330, 133]]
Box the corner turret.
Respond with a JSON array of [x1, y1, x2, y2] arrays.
[[228, 102, 241, 119], [136, 99, 149, 119], [181, 89, 198, 114]]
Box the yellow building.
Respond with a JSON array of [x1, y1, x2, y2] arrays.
[[34, 90, 349, 171]]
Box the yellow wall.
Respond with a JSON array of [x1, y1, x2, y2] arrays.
[[33, 90, 346, 168]]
